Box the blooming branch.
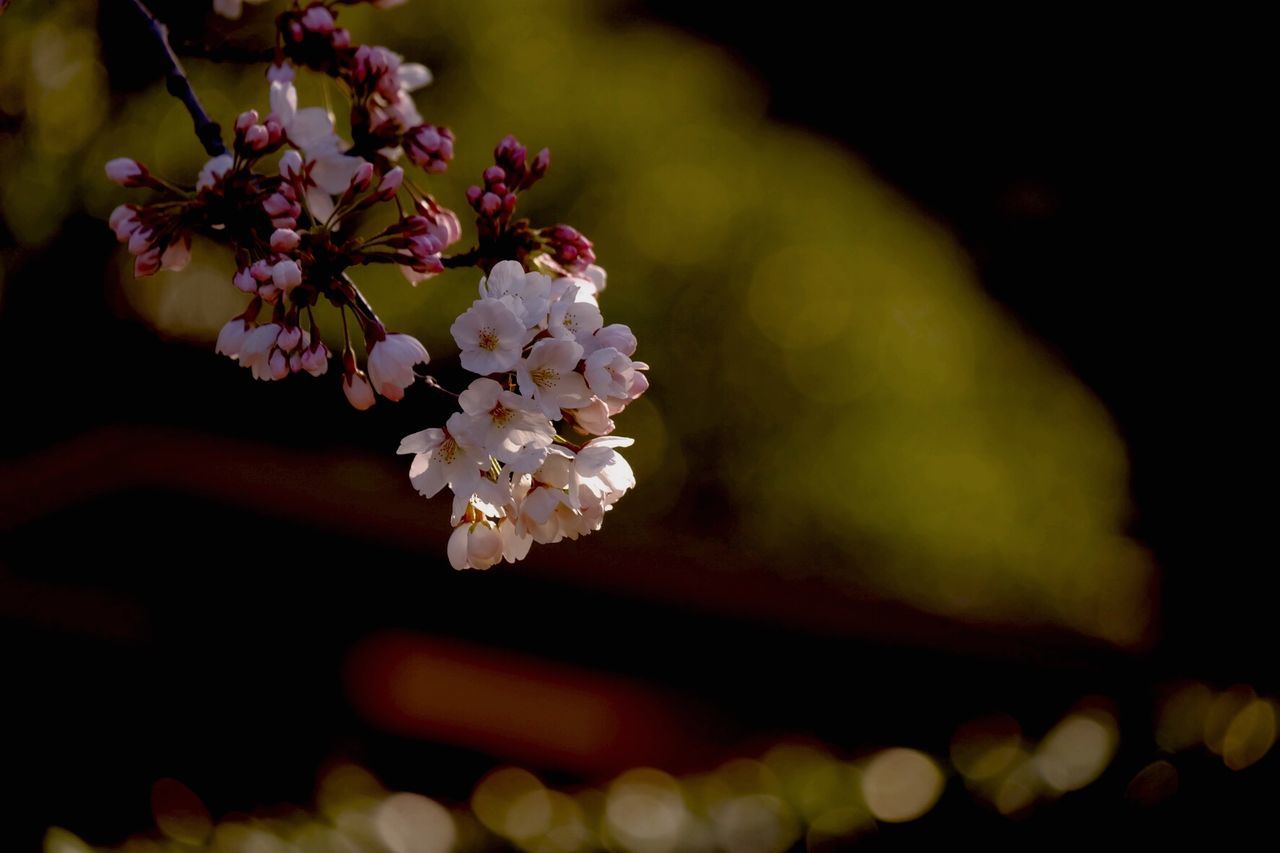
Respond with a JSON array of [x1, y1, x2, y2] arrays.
[[104, 0, 649, 569]]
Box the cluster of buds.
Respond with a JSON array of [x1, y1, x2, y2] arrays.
[[538, 224, 597, 276], [106, 0, 645, 567], [404, 123, 454, 174], [465, 135, 551, 240], [262, 2, 435, 158]]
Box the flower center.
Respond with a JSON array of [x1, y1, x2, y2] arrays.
[[531, 366, 558, 389], [489, 402, 514, 427], [436, 435, 460, 464], [477, 327, 499, 352]]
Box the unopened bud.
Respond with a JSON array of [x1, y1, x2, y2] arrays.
[[105, 158, 146, 187], [235, 110, 259, 133], [279, 150, 305, 179], [270, 228, 301, 252]]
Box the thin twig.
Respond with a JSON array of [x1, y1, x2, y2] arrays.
[[443, 248, 481, 269], [127, 0, 227, 157]]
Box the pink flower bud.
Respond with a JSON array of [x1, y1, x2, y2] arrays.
[[235, 110, 259, 133], [109, 205, 139, 241], [250, 259, 274, 281], [276, 325, 302, 352], [343, 371, 376, 410], [300, 5, 335, 33], [331, 28, 351, 49], [272, 259, 303, 293], [134, 248, 161, 277], [270, 228, 300, 252], [289, 351, 303, 373], [350, 161, 375, 191], [264, 192, 294, 216], [244, 124, 269, 150], [104, 159, 143, 188], [234, 268, 257, 293], [531, 147, 551, 178], [279, 150, 304, 179], [105, 158, 145, 186], [400, 215, 429, 235], [301, 343, 330, 377], [267, 63, 295, 84], [268, 349, 289, 380], [160, 237, 191, 272], [480, 192, 501, 215], [377, 166, 404, 197], [127, 227, 154, 256]]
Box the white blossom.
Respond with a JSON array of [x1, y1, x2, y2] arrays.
[[548, 285, 603, 344], [450, 298, 527, 375], [269, 80, 367, 205], [569, 397, 616, 435], [238, 322, 282, 380], [479, 260, 553, 329], [397, 412, 485, 499], [215, 318, 252, 360], [458, 377, 556, 462], [516, 339, 591, 418], [584, 347, 642, 400]]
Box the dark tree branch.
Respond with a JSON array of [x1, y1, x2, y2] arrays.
[[442, 248, 480, 268], [127, 0, 227, 157]]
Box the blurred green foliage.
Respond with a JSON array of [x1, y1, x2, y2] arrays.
[[0, 0, 1151, 643]]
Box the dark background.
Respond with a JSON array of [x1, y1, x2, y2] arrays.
[[1, 3, 1274, 848]]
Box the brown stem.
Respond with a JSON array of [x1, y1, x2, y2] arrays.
[[127, 0, 227, 157], [443, 248, 481, 268]]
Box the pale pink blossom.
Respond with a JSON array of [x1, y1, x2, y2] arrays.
[[457, 377, 556, 462], [367, 333, 429, 400], [450, 299, 527, 375], [548, 286, 603, 344], [584, 347, 639, 400], [570, 397, 616, 435], [582, 323, 638, 358], [479, 260, 553, 329], [215, 318, 253, 360], [397, 413, 485, 498], [516, 338, 591, 418]]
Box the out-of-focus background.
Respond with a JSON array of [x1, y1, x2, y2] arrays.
[[1, 1, 1273, 849]]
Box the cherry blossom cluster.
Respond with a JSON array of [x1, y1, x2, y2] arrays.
[[399, 260, 648, 570], [105, 0, 647, 567]]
